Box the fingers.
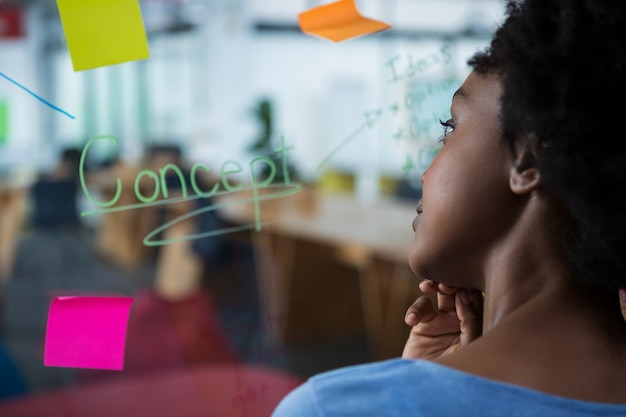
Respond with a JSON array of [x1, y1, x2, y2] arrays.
[[416, 280, 458, 314], [413, 279, 484, 334], [404, 295, 437, 326], [455, 289, 483, 346], [403, 281, 483, 361], [418, 279, 438, 293], [421, 281, 457, 313], [435, 286, 457, 313], [437, 283, 458, 294], [469, 289, 484, 313], [418, 280, 459, 295]]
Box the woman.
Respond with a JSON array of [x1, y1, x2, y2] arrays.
[[272, 0, 626, 415]]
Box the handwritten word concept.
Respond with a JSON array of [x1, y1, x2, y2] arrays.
[[79, 135, 302, 246]]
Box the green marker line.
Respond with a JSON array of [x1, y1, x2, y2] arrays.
[[316, 122, 368, 171], [141, 184, 301, 246], [0, 99, 7, 144], [82, 183, 303, 246], [143, 215, 278, 247]]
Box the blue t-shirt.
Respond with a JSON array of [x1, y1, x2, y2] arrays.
[[271, 358, 626, 416]]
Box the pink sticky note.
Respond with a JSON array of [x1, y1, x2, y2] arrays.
[[44, 296, 134, 370]]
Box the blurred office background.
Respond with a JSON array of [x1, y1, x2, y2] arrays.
[[0, 0, 504, 414]]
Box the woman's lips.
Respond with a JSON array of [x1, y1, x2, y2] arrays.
[[412, 203, 423, 232]]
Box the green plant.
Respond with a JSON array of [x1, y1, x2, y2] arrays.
[[247, 98, 299, 183]]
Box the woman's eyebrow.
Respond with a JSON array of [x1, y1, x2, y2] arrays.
[[452, 87, 469, 101]]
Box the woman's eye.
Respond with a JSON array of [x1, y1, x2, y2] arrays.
[[438, 118, 455, 144]]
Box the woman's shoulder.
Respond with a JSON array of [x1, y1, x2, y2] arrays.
[[272, 358, 626, 417], [272, 359, 422, 417], [308, 357, 446, 386]]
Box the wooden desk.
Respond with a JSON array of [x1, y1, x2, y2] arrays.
[[218, 188, 423, 359], [0, 185, 27, 281]]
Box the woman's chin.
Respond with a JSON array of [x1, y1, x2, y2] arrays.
[[408, 251, 427, 279]]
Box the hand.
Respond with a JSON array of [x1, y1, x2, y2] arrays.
[[401, 280, 483, 360]]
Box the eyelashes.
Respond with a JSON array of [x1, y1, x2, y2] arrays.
[[438, 118, 455, 143]]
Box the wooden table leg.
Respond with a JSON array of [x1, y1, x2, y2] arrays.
[[0, 187, 26, 281], [251, 231, 296, 344], [359, 257, 422, 360]]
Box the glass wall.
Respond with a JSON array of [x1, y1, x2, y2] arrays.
[[0, 0, 503, 414]]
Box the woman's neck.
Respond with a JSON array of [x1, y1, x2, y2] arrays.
[[438, 282, 626, 403]]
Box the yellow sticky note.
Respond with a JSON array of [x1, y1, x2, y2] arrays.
[[298, 0, 391, 43], [56, 0, 150, 71]]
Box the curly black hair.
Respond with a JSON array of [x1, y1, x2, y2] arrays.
[[468, 0, 626, 292]]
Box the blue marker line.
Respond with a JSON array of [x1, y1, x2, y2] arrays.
[[0, 71, 75, 119]]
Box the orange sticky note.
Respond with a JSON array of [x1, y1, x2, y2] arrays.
[[298, 0, 391, 42], [56, 0, 150, 71]]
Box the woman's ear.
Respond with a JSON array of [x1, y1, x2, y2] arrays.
[[509, 136, 542, 195]]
